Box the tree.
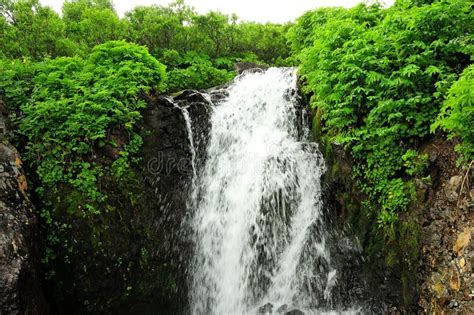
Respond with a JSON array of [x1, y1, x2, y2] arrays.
[[62, 0, 125, 52], [0, 0, 66, 59]]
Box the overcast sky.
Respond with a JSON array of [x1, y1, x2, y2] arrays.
[[39, 0, 395, 23]]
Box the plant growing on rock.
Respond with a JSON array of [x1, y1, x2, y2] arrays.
[[290, 0, 472, 229], [20, 41, 166, 210], [9, 40, 167, 310], [432, 65, 474, 164]]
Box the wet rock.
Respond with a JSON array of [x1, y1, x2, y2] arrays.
[[174, 89, 209, 104], [39, 92, 213, 313], [207, 88, 229, 104], [258, 302, 273, 314], [283, 308, 305, 315], [234, 62, 269, 74], [0, 144, 47, 314], [0, 115, 6, 139], [276, 304, 288, 313]]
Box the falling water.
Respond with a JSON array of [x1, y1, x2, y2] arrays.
[[181, 106, 197, 181], [169, 99, 198, 180], [190, 68, 342, 314]]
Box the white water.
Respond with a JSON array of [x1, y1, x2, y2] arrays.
[[169, 100, 198, 180], [190, 68, 336, 314], [181, 106, 198, 184]]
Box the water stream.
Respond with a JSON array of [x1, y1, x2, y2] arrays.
[[189, 68, 351, 314]]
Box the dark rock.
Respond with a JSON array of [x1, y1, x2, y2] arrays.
[[283, 308, 305, 315], [0, 144, 47, 314], [276, 304, 288, 313], [174, 89, 209, 104], [445, 175, 462, 202], [258, 302, 273, 313], [0, 99, 7, 139], [41, 92, 213, 313], [207, 88, 229, 104], [234, 62, 269, 74], [0, 115, 6, 139]]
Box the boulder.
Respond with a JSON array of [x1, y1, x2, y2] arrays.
[[258, 302, 273, 314], [234, 62, 269, 74], [283, 308, 305, 315]]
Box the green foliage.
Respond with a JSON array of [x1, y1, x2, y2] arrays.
[[19, 41, 166, 207], [402, 150, 428, 176], [62, 0, 125, 52], [2, 41, 168, 310], [0, 58, 35, 112], [165, 52, 235, 92], [1, 0, 290, 80], [0, 1, 292, 310], [432, 65, 474, 163], [0, 0, 66, 59], [290, 0, 473, 229]]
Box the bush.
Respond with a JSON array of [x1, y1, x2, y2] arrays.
[[19, 41, 165, 209], [0, 59, 36, 112], [432, 65, 474, 163], [165, 52, 234, 92], [289, 0, 472, 228]]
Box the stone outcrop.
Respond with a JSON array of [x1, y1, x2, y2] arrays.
[[0, 143, 47, 314], [322, 133, 474, 314], [234, 62, 269, 74], [418, 139, 473, 313]]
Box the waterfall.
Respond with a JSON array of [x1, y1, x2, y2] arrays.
[[190, 68, 344, 314], [181, 106, 197, 180]]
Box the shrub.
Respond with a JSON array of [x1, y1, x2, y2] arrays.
[[432, 65, 474, 163], [19, 40, 166, 211], [289, 0, 472, 228]]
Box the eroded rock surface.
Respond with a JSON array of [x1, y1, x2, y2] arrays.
[[418, 138, 474, 314], [0, 143, 46, 314]]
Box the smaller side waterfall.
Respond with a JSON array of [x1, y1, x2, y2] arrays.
[[179, 105, 198, 180], [189, 68, 349, 315], [166, 96, 199, 177]]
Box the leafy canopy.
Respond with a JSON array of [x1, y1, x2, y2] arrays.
[[18, 41, 166, 212]]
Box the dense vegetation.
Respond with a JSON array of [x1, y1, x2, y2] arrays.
[[289, 0, 472, 229], [0, 0, 290, 91]]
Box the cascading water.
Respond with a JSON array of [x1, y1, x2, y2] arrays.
[[190, 68, 350, 314]]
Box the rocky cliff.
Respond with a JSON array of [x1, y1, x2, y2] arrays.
[[39, 91, 212, 314], [0, 141, 47, 314], [0, 90, 212, 314], [417, 138, 473, 314], [322, 135, 473, 314]]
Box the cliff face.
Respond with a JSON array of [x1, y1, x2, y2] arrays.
[[322, 135, 473, 313], [417, 138, 473, 314], [0, 142, 47, 314], [0, 90, 211, 314], [40, 91, 212, 314]]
